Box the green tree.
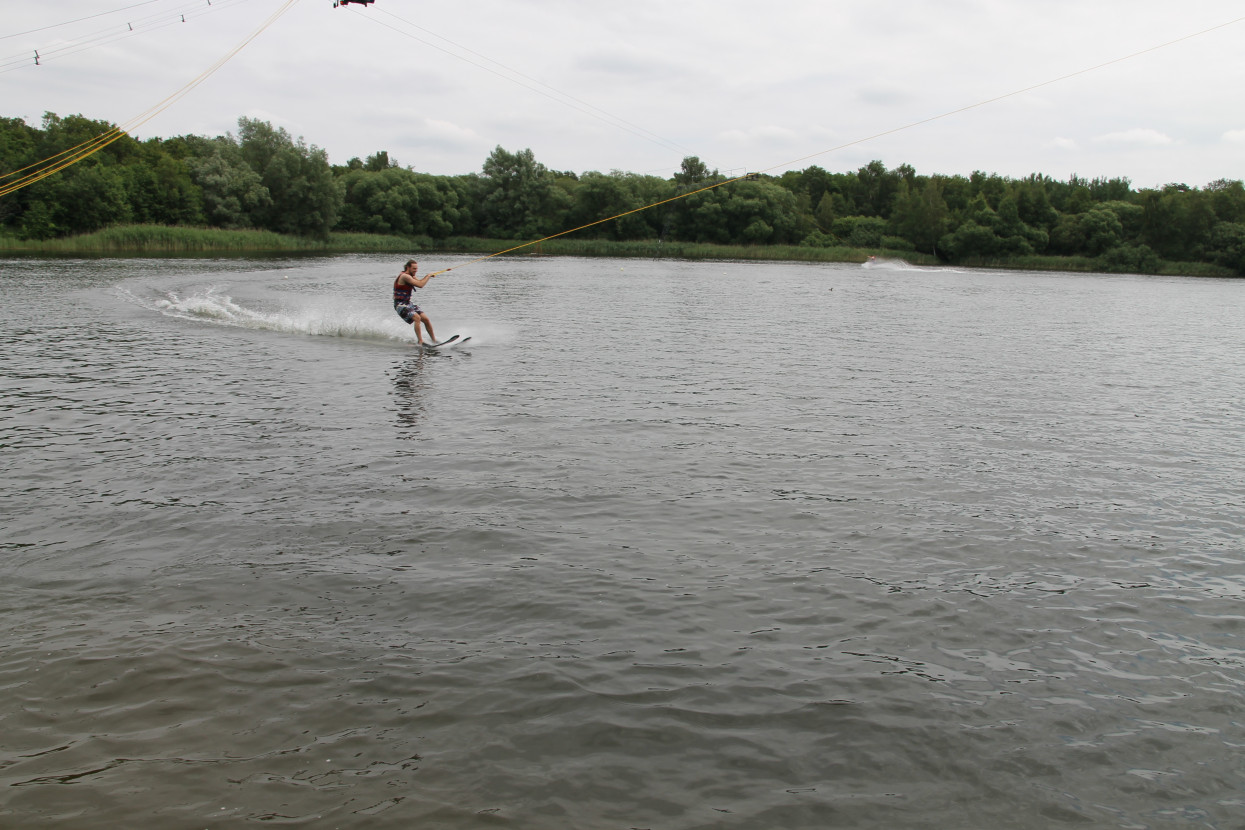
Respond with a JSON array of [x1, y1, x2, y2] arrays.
[[123, 140, 203, 225], [39, 163, 132, 235], [337, 166, 422, 235], [813, 191, 837, 232], [1098, 200, 1144, 241], [1097, 243, 1160, 274], [668, 179, 803, 245], [674, 155, 715, 185], [995, 194, 1048, 253], [938, 174, 974, 214], [336, 167, 466, 238], [832, 215, 888, 248], [235, 117, 342, 238], [851, 160, 903, 217], [797, 165, 834, 207], [0, 116, 37, 170], [939, 193, 1044, 261], [1015, 176, 1058, 230], [682, 192, 727, 243], [18, 200, 57, 240], [412, 174, 470, 237], [0, 116, 39, 231], [891, 178, 951, 255], [1087, 176, 1132, 202], [939, 220, 1002, 261], [188, 138, 272, 229], [364, 150, 399, 172], [1206, 179, 1245, 223], [16, 113, 139, 236], [441, 175, 479, 236], [968, 170, 1009, 209], [1049, 208, 1123, 256], [476, 146, 567, 239], [1140, 186, 1215, 260], [1053, 179, 1093, 214], [1207, 221, 1245, 274], [565, 171, 644, 239]]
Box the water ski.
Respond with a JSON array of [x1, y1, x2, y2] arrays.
[[419, 335, 460, 350]]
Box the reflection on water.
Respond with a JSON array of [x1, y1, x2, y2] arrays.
[[391, 353, 430, 430]]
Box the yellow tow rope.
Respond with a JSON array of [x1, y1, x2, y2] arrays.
[[0, 0, 301, 199]]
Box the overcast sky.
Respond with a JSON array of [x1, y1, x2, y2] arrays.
[[5, 0, 1244, 188]]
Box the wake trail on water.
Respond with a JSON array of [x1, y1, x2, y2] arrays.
[[862, 258, 967, 274], [119, 285, 411, 344]]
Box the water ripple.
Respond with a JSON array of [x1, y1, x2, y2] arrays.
[[3, 257, 1245, 828]]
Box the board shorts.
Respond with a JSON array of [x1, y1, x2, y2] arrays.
[[394, 303, 423, 324]]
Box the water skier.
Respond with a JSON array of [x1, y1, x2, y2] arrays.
[[393, 259, 439, 346]]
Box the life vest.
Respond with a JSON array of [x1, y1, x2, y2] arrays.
[[393, 277, 414, 306]]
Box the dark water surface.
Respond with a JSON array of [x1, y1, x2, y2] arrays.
[[2, 254, 1243, 829]]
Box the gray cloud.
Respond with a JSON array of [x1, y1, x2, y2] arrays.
[[6, 1, 1244, 187]]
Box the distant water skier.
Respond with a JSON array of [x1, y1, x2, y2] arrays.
[[393, 259, 438, 346]]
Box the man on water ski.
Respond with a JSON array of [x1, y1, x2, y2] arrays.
[[393, 259, 438, 345]]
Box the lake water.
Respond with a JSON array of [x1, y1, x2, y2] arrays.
[[2, 253, 1244, 829]]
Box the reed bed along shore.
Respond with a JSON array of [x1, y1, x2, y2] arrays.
[[0, 225, 415, 255], [431, 235, 917, 264], [2, 225, 1233, 277], [0, 225, 901, 264]]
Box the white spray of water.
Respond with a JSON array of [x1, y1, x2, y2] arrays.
[[862, 257, 964, 274], [862, 257, 914, 270], [124, 285, 409, 343], [119, 283, 503, 346]]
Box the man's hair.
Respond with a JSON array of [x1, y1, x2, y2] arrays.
[[405, 259, 416, 269]]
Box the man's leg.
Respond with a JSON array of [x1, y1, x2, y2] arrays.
[[420, 313, 437, 343]]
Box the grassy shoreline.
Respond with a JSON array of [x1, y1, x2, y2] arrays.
[[0, 224, 1235, 277], [0, 225, 417, 255]]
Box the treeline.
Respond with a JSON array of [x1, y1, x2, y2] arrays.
[[3, 112, 1244, 275]]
